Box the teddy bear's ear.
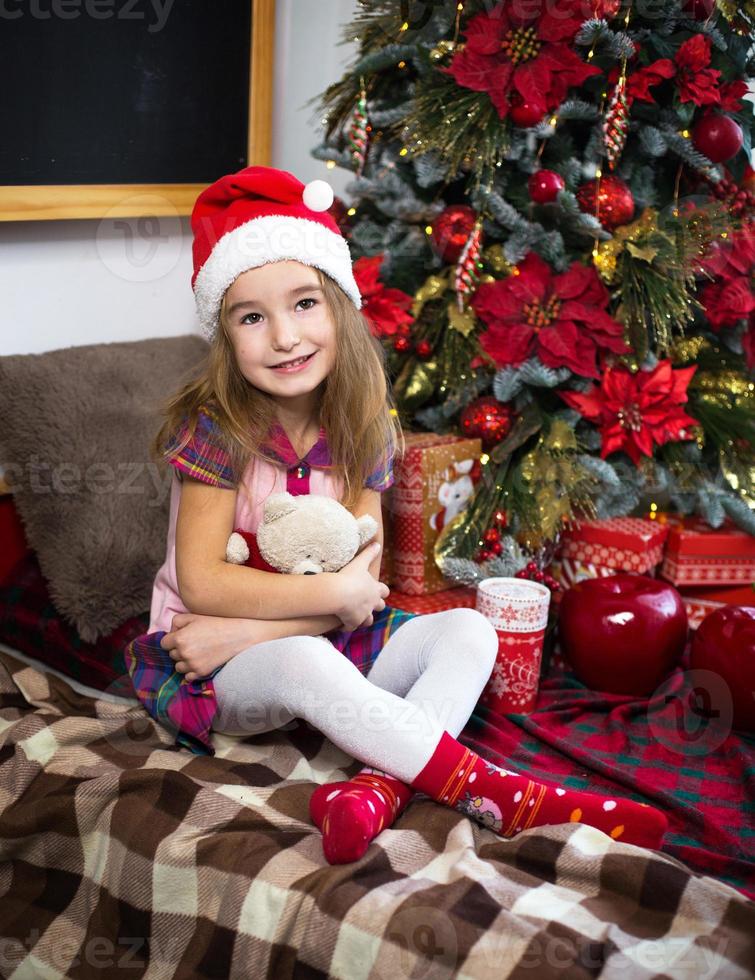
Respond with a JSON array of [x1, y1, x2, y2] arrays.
[[263, 493, 298, 523], [356, 514, 378, 548]]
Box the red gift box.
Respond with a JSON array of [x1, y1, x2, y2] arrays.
[[558, 517, 669, 574], [385, 432, 482, 596], [659, 516, 755, 586], [680, 582, 755, 629], [387, 586, 476, 614]]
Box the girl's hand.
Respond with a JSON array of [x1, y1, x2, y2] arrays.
[[333, 543, 389, 632], [160, 613, 260, 682]]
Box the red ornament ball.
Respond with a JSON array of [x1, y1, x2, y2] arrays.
[[693, 115, 744, 164], [393, 337, 411, 353], [483, 527, 501, 546], [460, 396, 515, 449], [416, 339, 433, 359], [528, 170, 566, 204], [509, 94, 544, 128], [494, 509, 508, 526], [683, 0, 714, 17], [576, 175, 635, 230], [431, 205, 477, 263]]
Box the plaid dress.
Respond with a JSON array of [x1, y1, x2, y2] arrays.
[[124, 405, 415, 756]]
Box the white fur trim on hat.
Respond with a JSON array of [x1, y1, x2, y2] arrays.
[[193, 214, 362, 342]]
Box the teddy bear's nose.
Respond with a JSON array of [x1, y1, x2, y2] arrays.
[[303, 570, 316, 575]]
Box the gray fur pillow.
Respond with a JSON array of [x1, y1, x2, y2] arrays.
[[0, 335, 209, 642]]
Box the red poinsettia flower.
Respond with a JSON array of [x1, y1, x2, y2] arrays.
[[471, 252, 629, 378], [719, 79, 749, 113], [560, 361, 698, 465], [623, 59, 676, 103], [619, 34, 722, 107], [446, 2, 600, 120], [699, 223, 755, 330], [352, 255, 414, 339], [675, 34, 721, 105]]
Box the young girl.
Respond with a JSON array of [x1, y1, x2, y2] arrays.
[[125, 165, 668, 865]]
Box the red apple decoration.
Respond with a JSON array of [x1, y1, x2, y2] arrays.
[[693, 115, 744, 163], [690, 606, 755, 734], [559, 574, 688, 696]]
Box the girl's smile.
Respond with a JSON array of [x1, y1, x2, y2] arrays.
[[269, 350, 318, 372], [224, 260, 337, 417]]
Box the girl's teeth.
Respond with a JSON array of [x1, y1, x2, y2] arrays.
[[279, 355, 307, 367]]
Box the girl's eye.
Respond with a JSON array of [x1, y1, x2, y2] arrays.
[[297, 298, 317, 311], [241, 296, 317, 326], [240, 312, 262, 325]]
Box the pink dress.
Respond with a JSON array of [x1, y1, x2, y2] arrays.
[[148, 413, 351, 634], [125, 402, 412, 756]]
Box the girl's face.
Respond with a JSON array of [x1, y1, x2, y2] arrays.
[[223, 260, 337, 415]]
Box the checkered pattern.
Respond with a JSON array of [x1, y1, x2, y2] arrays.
[[464, 646, 755, 900], [166, 402, 395, 492], [124, 604, 417, 756], [1, 646, 754, 979], [0, 551, 146, 698], [167, 402, 238, 489]]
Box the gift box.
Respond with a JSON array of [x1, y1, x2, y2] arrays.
[[384, 432, 482, 595], [379, 497, 395, 587], [558, 517, 669, 574], [659, 516, 755, 586], [549, 557, 622, 591], [680, 582, 755, 630], [387, 586, 477, 614]]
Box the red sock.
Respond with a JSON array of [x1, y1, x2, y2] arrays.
[[309, 768, 415, 864], [411, 732, 668, 849]]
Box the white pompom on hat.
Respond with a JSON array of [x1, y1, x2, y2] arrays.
[[191, 166, 361, 342]]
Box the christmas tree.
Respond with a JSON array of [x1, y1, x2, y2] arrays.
[[314, 0, 755, 584]]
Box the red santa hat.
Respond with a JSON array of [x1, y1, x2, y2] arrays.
[[191, 166, 362, 342]]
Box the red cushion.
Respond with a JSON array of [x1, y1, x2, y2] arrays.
[[0, 550, 148, 697], [0, 496, 29, 586]]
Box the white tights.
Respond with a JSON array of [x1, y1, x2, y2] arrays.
[[212, 608, 498, 784]]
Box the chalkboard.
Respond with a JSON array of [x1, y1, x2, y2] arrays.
[[0, 0, 275, 220]]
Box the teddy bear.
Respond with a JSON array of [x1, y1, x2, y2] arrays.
[[225, 492, 378, 575]]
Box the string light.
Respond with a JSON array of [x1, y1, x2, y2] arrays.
[[400, 20, 409, 31], [347, 207, 357, 216], [425, 225, 433, 234], [326, 160, 336, 169]]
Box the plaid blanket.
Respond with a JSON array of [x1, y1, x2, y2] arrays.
[[1, 648, 754, 979]]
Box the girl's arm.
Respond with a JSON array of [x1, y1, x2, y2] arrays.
[[350, 487, 385, 583], [161, 610, 343, 682], [175, 477, 340, 620], [166, 488, 388, 681]]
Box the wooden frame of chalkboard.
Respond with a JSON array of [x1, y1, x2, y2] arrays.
[[0, 0, 275, 222]]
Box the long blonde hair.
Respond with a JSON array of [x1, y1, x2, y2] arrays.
[[150, 267, 404, 510]]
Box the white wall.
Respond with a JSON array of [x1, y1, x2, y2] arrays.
[[0, 0, 358, 357]]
